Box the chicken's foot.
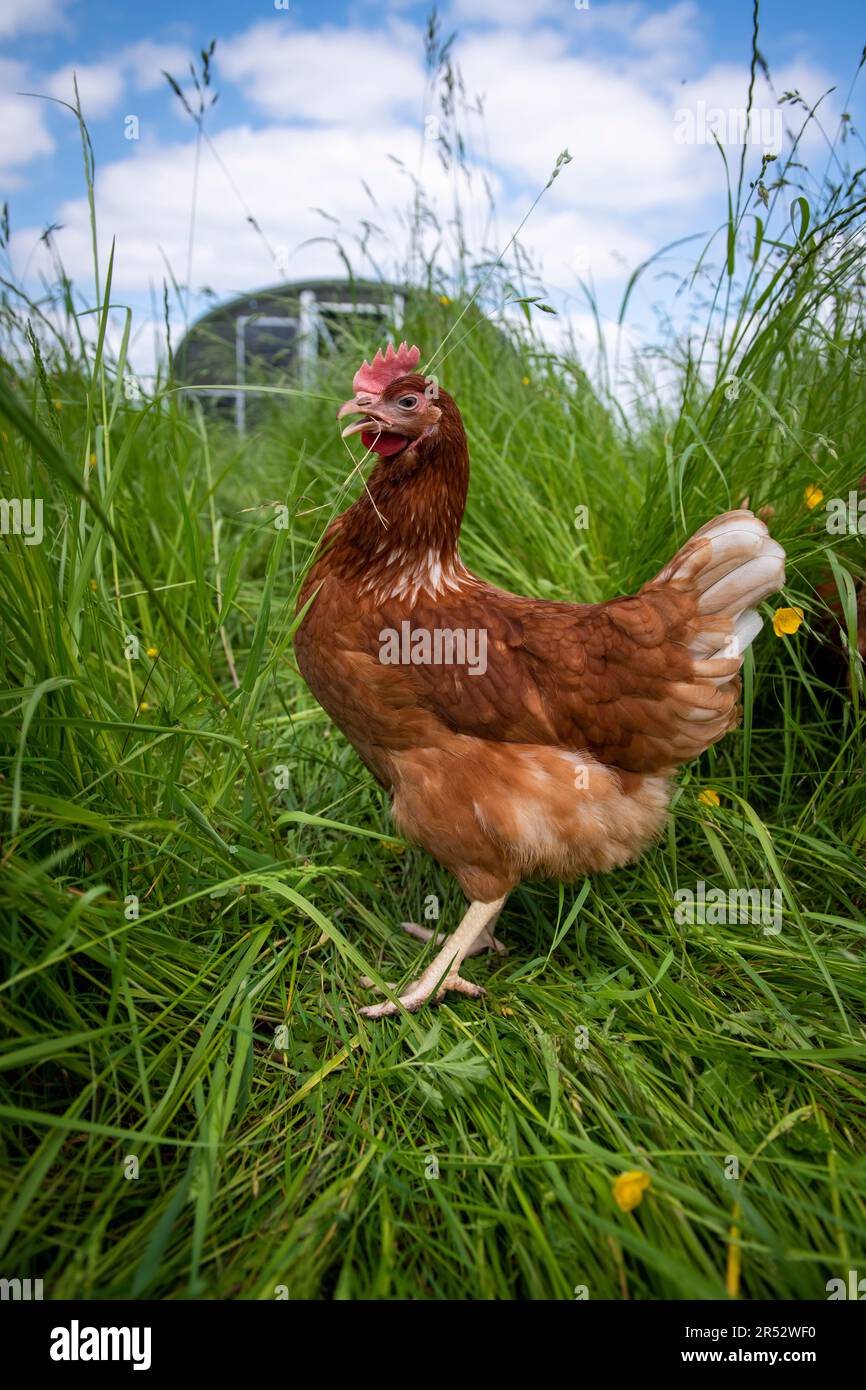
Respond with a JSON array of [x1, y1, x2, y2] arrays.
[[358, 895, 508, 1019]]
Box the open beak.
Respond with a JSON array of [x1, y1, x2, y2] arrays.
[[337, 397, 410, 457], [340, 421, 369, 439], [337, 397, 385, 440]]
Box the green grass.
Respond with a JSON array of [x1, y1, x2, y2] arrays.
[[1, 57, 866, 1301]]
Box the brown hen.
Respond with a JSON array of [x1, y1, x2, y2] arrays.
[[295, 342, 786, 1017]]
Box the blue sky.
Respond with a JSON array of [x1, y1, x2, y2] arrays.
[[2, 0, 863, 378]]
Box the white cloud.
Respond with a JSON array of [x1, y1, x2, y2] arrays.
[[630, 1, 702, 53], [508, 204, 653, 289], [218, 21, 424, 123], [9, 119, 471, 305], [41, 42, 197, 124], [0, 0, 68, 38], [46, 63, 124, 120], [455, 27, 717, 207], [448, 0, 564, 23], [0, 40, 204, 195], [211, 10, 720, 217], [122, 40, 194, 93], [448, 0, 702, 54], [671, 62, 837, 156], [0, 60, 54, 185]]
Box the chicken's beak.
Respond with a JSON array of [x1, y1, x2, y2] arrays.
[[337, 397, 366, 439], [337, 396, 381, 439]]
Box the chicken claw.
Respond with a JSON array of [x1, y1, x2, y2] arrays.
[[359, 973, 486, 1019], [358, 895, 507, 1020]]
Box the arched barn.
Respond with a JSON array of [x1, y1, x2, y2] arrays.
[[175, 279, 405, 433]]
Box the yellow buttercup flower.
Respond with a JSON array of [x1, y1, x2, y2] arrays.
[[522, 376, 530, 385], [804, 484, 824, 510], [698, 789, 721, 808], [146, 647, 158, 658], [139, 700, 150, 712], [773, 606, 804, 637], [613, 1170, 651, 1212], [438, 294, 451, 306]]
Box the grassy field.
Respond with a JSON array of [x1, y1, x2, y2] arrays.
[[1, 72, 866, 1301]]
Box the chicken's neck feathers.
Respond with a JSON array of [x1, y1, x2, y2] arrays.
[[328, 418, 471, 602]]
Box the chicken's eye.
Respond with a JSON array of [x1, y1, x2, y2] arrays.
[[397, 394, 419, 409]]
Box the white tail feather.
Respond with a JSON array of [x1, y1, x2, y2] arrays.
[[661, 510, 786, 667]]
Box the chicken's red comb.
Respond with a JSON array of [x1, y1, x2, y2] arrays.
[[353, 341, 421, 396]]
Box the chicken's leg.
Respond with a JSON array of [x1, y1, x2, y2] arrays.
[[359, 895, 508, 1019]]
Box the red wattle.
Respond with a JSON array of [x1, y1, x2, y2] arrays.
[[361, 430, 409, 457]]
